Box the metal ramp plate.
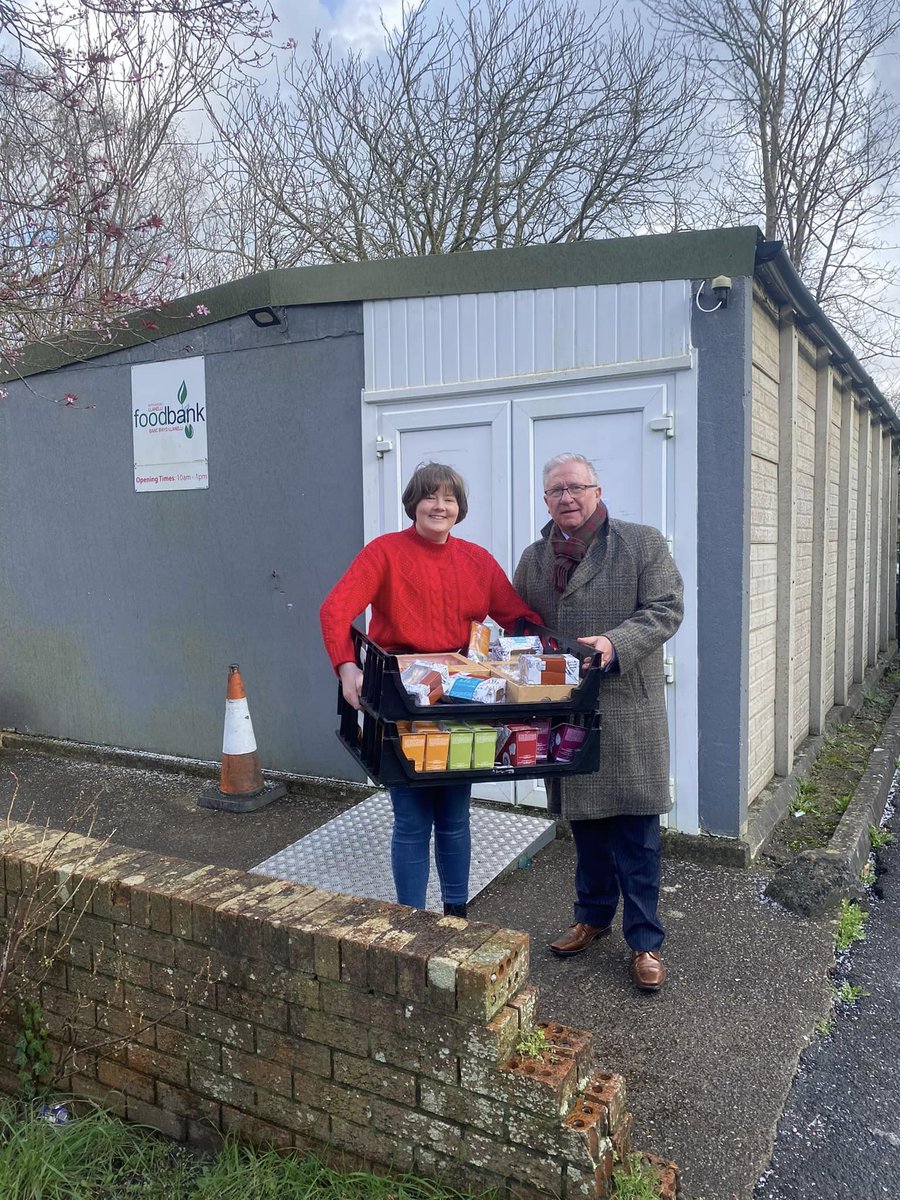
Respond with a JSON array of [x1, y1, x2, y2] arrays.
[[251, 792, 555, 912]]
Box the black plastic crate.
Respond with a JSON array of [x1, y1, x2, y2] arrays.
[[352, 622, 602, 722], [336, 705, 601, 787]]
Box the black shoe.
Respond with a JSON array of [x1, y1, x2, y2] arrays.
[[443, 902, 467, 918]]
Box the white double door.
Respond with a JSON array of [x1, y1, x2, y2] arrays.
[[363, 374, 674, 807]]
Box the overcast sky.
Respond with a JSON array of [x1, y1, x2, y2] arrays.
[[274, 0, 415, 54]]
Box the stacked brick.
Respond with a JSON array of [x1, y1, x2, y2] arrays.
[[0, 821, 677, 1198]]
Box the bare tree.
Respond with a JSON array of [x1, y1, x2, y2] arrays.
[[212, 0, 707, 264], [652, 0, 900, 365], [0, 0, 276, 381]]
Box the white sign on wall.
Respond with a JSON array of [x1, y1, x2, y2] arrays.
[[132, 356, 209, 492]]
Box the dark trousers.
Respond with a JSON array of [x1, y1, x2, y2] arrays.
[[570, 814, 664, 952]]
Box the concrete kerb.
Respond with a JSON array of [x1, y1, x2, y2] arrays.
[[0, 729, 375, 803], [764, 689, 900, 917], [744, 652, 895, 861]]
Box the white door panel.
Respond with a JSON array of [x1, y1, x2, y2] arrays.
[[511, 382, 668, 558], [378, 401, 511, 568], [377, 399, 515, 803], [510, 382, 671, 808]]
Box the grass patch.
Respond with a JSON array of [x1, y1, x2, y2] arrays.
[[0, 1099, 198, 1198], [760, 658, 900, 863], [835, 899, 869, 952], [869, 824, 894, 849], [192, 1143, 475, 1200], [611, 1153, 662, 1200], [832, 981, 868, 1005], [0, 1098, 481, 1200]]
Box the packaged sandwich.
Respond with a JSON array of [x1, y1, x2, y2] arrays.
[[467, 621, 492, 663], [400, 660, 449, 706], [446, 675, 507, 704], [491, 635, 542, 660]]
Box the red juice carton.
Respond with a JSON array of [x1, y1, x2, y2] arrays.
[[496, 724, 539, 767]]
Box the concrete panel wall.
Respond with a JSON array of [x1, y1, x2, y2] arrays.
[[749, 297, 780, 800], [792, 341, 817, 748], [0, 304, 367, 780], [749, 297, 897, 803], [823, 375, 841, 707]]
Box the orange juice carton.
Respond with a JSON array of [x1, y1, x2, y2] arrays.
[[496, 724, 539, 767], [422, 729, 451, 771], [550, 722, 588, 763], [446, 674, 506, 703], [467, 621, 492, 662], [399, 732, 426, 771]]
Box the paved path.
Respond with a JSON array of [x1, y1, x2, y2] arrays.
[[473, 838, 835, 1200], [754, 785, 900, 1200]]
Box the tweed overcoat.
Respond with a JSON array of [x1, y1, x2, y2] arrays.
[[514, 518, 684, 821]]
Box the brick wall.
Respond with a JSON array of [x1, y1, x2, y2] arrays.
[[0, 821, 677, 1199]]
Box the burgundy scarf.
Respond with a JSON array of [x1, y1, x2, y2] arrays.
[[550, 500, 608, 592]]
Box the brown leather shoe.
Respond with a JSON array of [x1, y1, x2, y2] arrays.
[[549, 922, 611, 957], [632, 950, 666, 991]]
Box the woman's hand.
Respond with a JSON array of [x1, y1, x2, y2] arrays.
[[577, 634, 616, 670], [338, 662, 364, 710]]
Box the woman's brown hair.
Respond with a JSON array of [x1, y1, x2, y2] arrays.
[[401, 462, 468, 524]]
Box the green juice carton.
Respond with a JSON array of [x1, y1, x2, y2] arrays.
[[470, 724, 498, 769]]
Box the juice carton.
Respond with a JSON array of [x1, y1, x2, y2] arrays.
[[423, 730, 451, 771], [530, 718, 552, 762], [399, 733, 426, 771], [496, 724, 539, 767], [470, 724, 498, 769], [445, 725, 475, 769], [550, 723, 588, 763]]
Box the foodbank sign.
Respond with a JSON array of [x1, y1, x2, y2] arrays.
[[131, 357, 209, 492]]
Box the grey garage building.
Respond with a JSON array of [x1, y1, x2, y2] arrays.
[[1, 226, 896, 845]]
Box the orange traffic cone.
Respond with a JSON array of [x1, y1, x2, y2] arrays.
[[198, 664, 286, 812]]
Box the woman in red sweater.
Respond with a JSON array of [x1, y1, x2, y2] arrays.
[[320, 462, 540, 916]]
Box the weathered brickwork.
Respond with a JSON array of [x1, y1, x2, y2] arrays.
[[0, 821, 678, 1199]]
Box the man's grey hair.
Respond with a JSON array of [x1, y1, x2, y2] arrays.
[[542, 452, 600, 486]]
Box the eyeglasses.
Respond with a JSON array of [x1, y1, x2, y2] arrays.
[[543, 484, 599, 500]]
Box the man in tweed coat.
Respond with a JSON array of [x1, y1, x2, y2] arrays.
[[514, 452, 684, 991]]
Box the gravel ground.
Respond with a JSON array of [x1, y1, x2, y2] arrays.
[[754, 784, 900, 1200]]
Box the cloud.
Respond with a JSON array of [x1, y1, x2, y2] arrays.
[[277, 0, 423, 57]]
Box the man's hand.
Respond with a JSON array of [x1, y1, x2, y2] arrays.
[[338, 662, 364, 709], [577, 634, 616, 670]]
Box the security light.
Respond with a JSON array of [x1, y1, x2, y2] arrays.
[[247, 306, 282, 328]]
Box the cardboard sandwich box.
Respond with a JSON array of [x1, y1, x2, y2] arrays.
[[503, 680, 575, 704]]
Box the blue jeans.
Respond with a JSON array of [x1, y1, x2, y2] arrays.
[[570, 814, 665, 952], [388, 784, 472, 908]]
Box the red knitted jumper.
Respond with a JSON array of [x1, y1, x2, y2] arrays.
[[320, 525, 541, 669]]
